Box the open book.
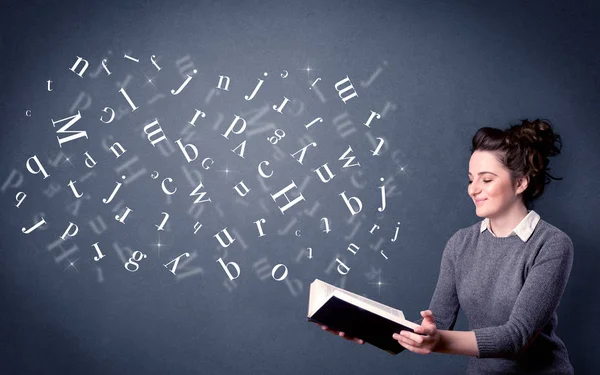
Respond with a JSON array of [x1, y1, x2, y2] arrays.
[[307, 279, 422, 355]]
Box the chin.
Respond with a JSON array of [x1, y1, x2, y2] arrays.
[[475, 207, 490, 218]]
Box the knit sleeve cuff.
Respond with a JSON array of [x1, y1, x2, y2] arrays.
[[473, 327, 497, 358]]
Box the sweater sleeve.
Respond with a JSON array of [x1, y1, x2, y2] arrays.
[[428, 230, 462, 331], [473, 233, 574, 358]]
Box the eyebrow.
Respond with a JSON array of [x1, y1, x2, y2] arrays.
[[468, 171, 498, 176]]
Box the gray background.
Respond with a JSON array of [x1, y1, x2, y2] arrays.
[[1, 0, 599, 374]]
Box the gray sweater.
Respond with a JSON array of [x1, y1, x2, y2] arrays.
[[428, 218, 574, 374]]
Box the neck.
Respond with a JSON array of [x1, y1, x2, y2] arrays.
[[488, 203, 529, 237]]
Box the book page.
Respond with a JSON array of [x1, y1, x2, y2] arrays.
[[340, 290, 405, 319], [308, 279, 340, 316]]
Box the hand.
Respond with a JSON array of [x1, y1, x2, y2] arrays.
[[392, 310, 441, 355], [313, 322, 364, 345]]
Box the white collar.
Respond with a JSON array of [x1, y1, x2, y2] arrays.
[[480, 210, 541, 242]]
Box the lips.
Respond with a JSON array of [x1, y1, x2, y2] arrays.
[[475, 199, 487, 205]]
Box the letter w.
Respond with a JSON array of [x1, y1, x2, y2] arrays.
[[190, 182, 212, 204], [339, 145, 360, 168]]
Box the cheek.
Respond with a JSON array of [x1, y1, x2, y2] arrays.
[[486, 182, 511, 201]]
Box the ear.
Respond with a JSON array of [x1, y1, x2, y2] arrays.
[[515, 175, 529, 195]]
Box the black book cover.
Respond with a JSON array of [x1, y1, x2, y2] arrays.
[[308, 296, 421, 355]]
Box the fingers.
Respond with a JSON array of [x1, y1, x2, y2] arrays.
[[393, 331, 424, 344], [396, 339, 433, 355], [414, 324, 437, 336], [339, 332, 364, 344], [393, 332, 433, 355], [421, 310, 436, 323], [317, 324, 363, 344]]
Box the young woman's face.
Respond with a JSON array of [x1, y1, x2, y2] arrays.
[[468, 150, 524, 218]]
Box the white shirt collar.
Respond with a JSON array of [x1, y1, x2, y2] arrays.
[[480, 210, 541, 242]]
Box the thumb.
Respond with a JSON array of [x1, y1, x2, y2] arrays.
[[421, 310, 436, 324]]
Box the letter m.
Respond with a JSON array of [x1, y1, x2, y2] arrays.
[[51, 110, 87, 147]]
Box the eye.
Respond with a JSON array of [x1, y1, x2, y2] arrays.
[[483, 180, 492, 183]]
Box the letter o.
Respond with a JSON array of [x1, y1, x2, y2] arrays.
[[271, 264, 288, 281]]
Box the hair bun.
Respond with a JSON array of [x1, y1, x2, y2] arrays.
[[507, 119, 562, 158]]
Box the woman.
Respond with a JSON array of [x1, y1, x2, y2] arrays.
[[319, 119, 575, 374]]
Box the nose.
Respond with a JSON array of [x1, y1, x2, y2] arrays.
[[468, 181, 480, 198]]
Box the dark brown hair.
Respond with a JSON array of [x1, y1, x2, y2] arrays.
[[470, 119, 563, 209]]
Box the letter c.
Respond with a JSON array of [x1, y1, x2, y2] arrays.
[[258, 160, 273, 178], [25, 110, 32, 117], [202, 157, 214, 170], [161, 178, 178, 195], [295, 230, 301, 237]]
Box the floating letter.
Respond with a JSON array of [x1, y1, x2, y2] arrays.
[[214, 227, 235, 248], [222, 115, 246, 139], [119, 87, 138, 111], [164, 253, 191, 275], [171, 69, 197, 95], [378, 177, 386, 212], [26, 155, 50, 179], [271, 264, 288, 281], [115, 206, 133, 224], [339, 146, 360, 168], [216, 257, 240, 280], [190, 182, 211, 203], [245, 72, 268, 101], [290, 142, 317, 165], [313, 163, 335, 183], [51, 110, 87, 147], [254, 218, 266, 237], [103, 175, 126, 204], [233, 181, 251, 197], [22, 216, 47, 234], [143, 119, 167, 147], [70, 56, 89, 77], [124, 251, 147, 272], [67, 180, 83, 198], [15, 192, 27, 208], [334, 75, 358, 103], [391, 222, 400, 242], [305, 117, 323, 130], [92, 242, 106, 261], [270, 181, 306, 214], [155, 212, 170, 231], [363, 110, 381, 128], [339, 191, 362, 215], [60, 222, 79, 240]]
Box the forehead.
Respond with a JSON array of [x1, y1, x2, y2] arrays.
[[468, 151, 506, 174]]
